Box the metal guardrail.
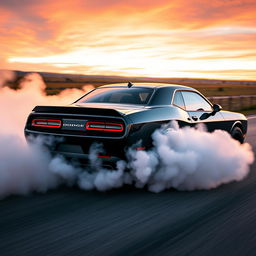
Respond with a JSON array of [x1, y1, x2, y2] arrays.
[[208, 95, 256, 111]]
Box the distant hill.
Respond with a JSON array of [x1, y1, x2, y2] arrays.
[[14, 70, 256, 86]]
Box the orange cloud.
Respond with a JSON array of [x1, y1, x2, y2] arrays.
[[0, 0, 255, 79]]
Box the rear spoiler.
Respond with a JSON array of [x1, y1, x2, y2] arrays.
[[32, 105, 123, 117]]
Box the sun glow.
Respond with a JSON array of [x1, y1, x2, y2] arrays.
[[1, 0, 256, 79]]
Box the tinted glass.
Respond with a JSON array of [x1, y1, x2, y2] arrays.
[[149, 87, 172, 105], [173, 91, 185, 109], [181, 91, 212, 111], [77, 87, 154, 105]]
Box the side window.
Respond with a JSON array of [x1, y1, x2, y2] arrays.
[[181, 91, 212, 111], [173, 91, 185, 110]]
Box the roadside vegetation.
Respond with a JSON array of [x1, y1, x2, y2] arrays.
[[9, 71, 256, 115], [240, 105, 256, 115]]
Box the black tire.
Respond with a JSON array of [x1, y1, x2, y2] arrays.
[[231, 126, 244, 144]]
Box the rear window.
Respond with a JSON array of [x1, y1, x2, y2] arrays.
[[77, 87, 154, 105], [149, 87, 172, 105]]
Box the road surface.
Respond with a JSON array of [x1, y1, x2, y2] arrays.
[[0, 117, 256, 256]]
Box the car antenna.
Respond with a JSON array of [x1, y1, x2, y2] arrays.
[[127, 81, 134, 88]]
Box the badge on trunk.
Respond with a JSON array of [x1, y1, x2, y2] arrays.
[[62, 119, 87, 131]]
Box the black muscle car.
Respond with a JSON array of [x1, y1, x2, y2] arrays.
[[24, 83, 247, 166]]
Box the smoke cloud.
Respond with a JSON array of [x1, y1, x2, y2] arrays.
[[0, 71, 93, 198], [0, 71, 93, 136], [0, 71, 254, 198], [127, 123, 254, 192]]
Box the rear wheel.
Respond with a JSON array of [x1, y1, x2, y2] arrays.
[[231, 126, 244, 144]]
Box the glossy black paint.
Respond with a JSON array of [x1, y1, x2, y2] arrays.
[[24, 83, 247, 163]]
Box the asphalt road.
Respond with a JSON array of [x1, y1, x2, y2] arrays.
[[0, 117, 256, 256]]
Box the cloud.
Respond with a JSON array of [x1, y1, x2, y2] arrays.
[[155, 0, 256, 28], [0, 0, 255, 79]]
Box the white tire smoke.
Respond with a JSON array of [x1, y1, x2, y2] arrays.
[[127, 123, 254, 192]]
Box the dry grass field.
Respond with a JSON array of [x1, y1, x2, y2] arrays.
[[10, 71, 256, 114], [10, 70, 255, 96], [44, 81, 256, 97]]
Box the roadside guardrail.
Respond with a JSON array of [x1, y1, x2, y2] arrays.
[[208, 95, 256, 111]]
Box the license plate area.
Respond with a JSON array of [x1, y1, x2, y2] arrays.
[[61, 119, 87, 131]]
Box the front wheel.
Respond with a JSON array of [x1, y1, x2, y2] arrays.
[[231, 126, 244, 144]]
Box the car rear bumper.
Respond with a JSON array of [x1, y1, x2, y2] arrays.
[[52, 151, 122, 170], [25, 128, 127, 154], [25, 129, 124, 169]]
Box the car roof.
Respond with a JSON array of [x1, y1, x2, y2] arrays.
[[99, 83, 196, 91]]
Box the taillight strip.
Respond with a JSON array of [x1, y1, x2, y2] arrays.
[[136, 147, 146, 151], [32, 119, 62, 128], [86, 121, 124, 132], [97, 155, 112, 159]]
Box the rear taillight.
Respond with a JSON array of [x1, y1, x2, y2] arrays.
[[86, 122, 124, 132], [97, 155, 112, 159], [32, 119, 62, 128], [136, 147, 145, 151]]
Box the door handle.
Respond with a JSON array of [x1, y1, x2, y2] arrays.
[[192, 116, 198, 121]]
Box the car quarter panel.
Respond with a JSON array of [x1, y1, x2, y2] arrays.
[[126, 105, 190, 125], [125, 106, 191, 147]]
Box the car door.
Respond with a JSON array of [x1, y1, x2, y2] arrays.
[[179, 90, 224, 132]]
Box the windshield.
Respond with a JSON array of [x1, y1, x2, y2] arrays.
[[77, 87, 154, 105]]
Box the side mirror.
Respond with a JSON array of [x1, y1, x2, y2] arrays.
[[212, 104, 222, 114], [200, 104, 222, 120]]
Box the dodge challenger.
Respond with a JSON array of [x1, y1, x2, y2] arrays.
[[24, 82, 247, 166]]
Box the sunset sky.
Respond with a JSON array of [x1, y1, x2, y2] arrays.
[[0, 0, 256, 80]]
